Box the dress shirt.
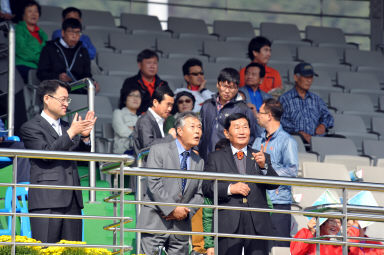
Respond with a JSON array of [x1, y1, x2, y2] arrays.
[[41, 111, 61, 136], [252, 125, 298, 204], [148, 107, 165, 137], [279, 87, 334, 136], [175, 138, 191, 170]]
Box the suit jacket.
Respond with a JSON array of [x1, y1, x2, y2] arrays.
[[20, 115, 90, 210], [133, 110, 173, 156], [137, 140, 204, 240], [202, 145, 279, 236]]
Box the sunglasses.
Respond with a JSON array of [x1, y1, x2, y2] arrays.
[[189, 72, 204, 76], [178, 99, 192, 104]]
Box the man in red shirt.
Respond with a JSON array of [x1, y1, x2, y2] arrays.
[[239, 36, 282, 93]]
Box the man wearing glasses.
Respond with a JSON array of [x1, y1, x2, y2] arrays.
[[199, 68, 259, 161], [37, 18, 98, 94], [20, 80, 97, 243], [174, 58, 214, 112]]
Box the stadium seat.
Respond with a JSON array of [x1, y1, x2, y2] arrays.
[[97, 52, 138, 76], [270, 44, 295, 63], [39, 23, 59, 40], [323, 155, 371, 171], [120, 13, 169, 38], [96, 122, 115, 154], [377, 96, 384, 112], [329, 93, 384, 128], [371, 117, 384, 139], [213, 20, 254, 41], [82, 10, 117, 30], [93, 74, 126, 109], [355, 165, 384, 184], [292, 135, 318, 177], [167, 17, 216, 42], [270, 246, 290, 255], [344, 49, 384, 71], [156, 38, 203, 58], [203, 40, 248, 62], [331, 114, 378, 151], [336, 71, 384, 106], [302, 162, 350, 181], [83, 29, 113, 51], [362, 139, 384, 164], [40, 5, 63, 25], [260, 22, 310, 56], [109, 33, 157, 54], [311, 136, 358, 161]]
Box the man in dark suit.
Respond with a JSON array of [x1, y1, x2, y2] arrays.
[[203, 113, 279, 255], [20, 80, 97, 243], [137, 112, 204, 255], [133, 85, 176, 156]]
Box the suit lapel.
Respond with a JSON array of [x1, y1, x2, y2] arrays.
[[147, 111, 162, 138], [246, 147, 259, 175], [223, 146, 238, 174], [37, 115, 59, 139], [168, 141, 184, 193]]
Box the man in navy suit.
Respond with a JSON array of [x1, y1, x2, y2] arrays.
[[20, 80, 96, 243]]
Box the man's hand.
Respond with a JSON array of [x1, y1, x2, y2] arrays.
[[59, 73, 72, 82], [93, 81, 101, 94], [67, 112, 96, 139], [206, 248, 214, 255], [198, 79, 207, 92], [80, 111, 97, 138], [315, 124, 326, 135], [165, 207, 190, 221], [230, 182, 250, 196], [252, 144, 266, 168], [307, 217, 317, 235], [168, 128, 177, 139], [298, 131, 312, 143]]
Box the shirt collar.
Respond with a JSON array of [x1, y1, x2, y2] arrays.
[[230, 144, 247, 156], [292, 86, 313, 99], [41, 110, 61, 127], [262, 125, 282, 140], [148, 107, 164, 124], [175, 138, 191, 155]]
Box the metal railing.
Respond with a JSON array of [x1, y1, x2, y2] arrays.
[[1, 148, 384, 255]]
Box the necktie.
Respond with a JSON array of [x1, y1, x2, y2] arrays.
[[52, 123, 62, 136], [180, 151, 189, 194]]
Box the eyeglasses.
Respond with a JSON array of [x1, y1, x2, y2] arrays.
[[219, 83, 237, 91], [189, 72, 204, 76], [178, 99, 192, 104], [48, 95, 72, 104]]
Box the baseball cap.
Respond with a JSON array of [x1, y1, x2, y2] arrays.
[[294, 62, 318, 77]]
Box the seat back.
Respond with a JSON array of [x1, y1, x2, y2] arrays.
[[82, 10, 116, 28], [120, 13, 162, 32], [332, 114, 368, 134], [40, 6, 63, 24], [168, 17, 209, 36], [329, 93, 374, 113], [344, 49, 384, 69], [337, 71, 381, 91], [302, 162, 350, 181], [297, 46, 340, 65], [311, 136, 358, 161], [305, 26, 346, 45], [260, 22, 302, 42], [213, 20, 254, 40]]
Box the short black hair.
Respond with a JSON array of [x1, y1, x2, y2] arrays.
[[247, 36, 272, 60], [119, 85, 142, 109], [137, 49, 159, 63], [224, 113, 250, 130], [245, 62, 266, 79], [263, 98, 284, 121], [215, 138, 230, 151], [182, 58, 203, 76], [150, 85, 174, 107], [62, 18, 82, 31], [38, 80, 71, 104], [23, 1, 41, 17], [217, 68, 240, 86], [62, 7, 82, 19]]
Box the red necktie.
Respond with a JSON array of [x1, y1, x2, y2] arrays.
[[237, 151, 244, 160]]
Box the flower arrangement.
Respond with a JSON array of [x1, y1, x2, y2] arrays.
[[0, 236, 112, 255]]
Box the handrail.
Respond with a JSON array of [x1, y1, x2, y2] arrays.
[[1, 148, 384, 255]]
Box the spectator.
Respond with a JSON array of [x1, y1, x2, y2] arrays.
[[120, 49, 170, 115], [239, 62, 272, 115], [37, 18, 97, 94], [112, 85, 142, 154], [279, 62, 334, 143], [20, 80, 96, 243], [202, 113, 279, 255], [15, 0, 47, 83], [164, 91, 195, 134], [0, 119, 30, 183], [174, 58, 214, 112], [51, 7, 96, 60], [137, 112, 204, 255], [253, 98, 298, 247], [132, 85, 176, 157], [291, 217, 343, 255], [199, 67, 259, 161], [239, 36, 282, 92]]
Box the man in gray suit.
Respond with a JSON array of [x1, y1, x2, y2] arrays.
[[133, 85, 176, 156], [138, 112, 204, 255]]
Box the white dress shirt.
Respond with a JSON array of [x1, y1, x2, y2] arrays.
[[41, 111, 62, 136], [148, 107, 165, 137]]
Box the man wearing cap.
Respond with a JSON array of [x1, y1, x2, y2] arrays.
[[279, 62, 334, 143]]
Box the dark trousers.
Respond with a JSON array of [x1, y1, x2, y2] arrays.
[[270, 204, 291, 247], [0, 141, 30, 183], [29, 195, 82, 243], [218, 210, 268, 255]]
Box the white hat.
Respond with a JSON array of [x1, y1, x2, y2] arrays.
[[348, 191, 378, 228]]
